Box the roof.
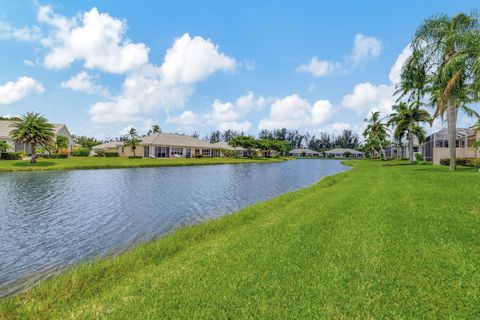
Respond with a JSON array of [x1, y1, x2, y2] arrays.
[[325, 148, 364, 155], [0, 120, 67, 138], [92, 141, 124, 149], [213, 141, 246, 150], [140, 133, 218, 148], [428, 127, 475, 139], [289, 148, 320, 154]]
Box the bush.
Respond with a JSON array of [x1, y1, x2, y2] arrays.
[[467, 158, 480, 169], [72, 147, 91, 157], [439, 158, 450, 166], [105, 152, 119, 157], [44, 154, 68, 159], [415, 153, 423, 161], [0, 152, 22, 160], [194, 154, 203, 158], [222, 149, 236, 158], [456, 158, 468, 166], [128, 156, 142, 159]]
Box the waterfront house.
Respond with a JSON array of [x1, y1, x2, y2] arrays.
[[0, 120, 75, 154], [384, 137, 421, 159], [289, 148, 320, 157], [213, 141, 251, 157], [325, 148, 365, 158], [422, 128, 479, 164], [96, 132, 223, 158]]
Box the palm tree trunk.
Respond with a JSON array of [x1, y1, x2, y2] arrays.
[[408, 125, 414, 164], [447, 97, 457, 171], [31, 143, 37, 163], [397, 138, 402, 160]]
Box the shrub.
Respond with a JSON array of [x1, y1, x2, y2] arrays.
[[467, 158, 480, 170], [72, 147, 91, 157], [94, 149, 105, 157], [16, 150, 26, 158], [0, 152, 22, 160], [105, 152, 119, 157], [456, 158, 468, 166], [194, 154, 203, 158], [222, 149, 236, 158], [128, 156, 142, 159], [439, 158, 450, 166], [415, 153, 423, 161], [44, 154, 68, 159]]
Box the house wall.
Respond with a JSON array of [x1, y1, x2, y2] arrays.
[[432, 147, 478, 165], [119, 145, 222, 158], [55, 126, 75, 152], [120, 146, 145, 157]]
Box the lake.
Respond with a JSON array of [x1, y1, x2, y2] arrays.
[[0, 159, 348, 296]]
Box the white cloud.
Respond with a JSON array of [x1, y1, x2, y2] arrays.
[[166, 111, 200, 126], [38, 6, 149, 73], [89, 34, 235, 123], [217, 121, 252, 131], [23, 59, 35, 66], [342, 82, 395, 115], [0, 21, 42, 41], [388, 45, 411, 84], [296, 34, 381, 78], [160, 33, 235, 86], [350, 34, 382, 64], [61, 71, 110, 97], [258, 94, 333, 130], [295, 57, 341, 77], [0, 77, 44, 105], [235, 91, 265, 113]]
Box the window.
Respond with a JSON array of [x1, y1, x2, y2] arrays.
[[144, 146, 149, 158], [456, 140, 465, 148], [121, 147, 125, 153], [202, 149, 211, 156], [171, 147, 183, 155], [195, 149, 200, 156], [212, 149, 220, 157], [435, 140, 448, 148]]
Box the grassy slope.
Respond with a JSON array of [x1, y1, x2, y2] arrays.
[[0, 157, 287, 172], [1, 161, 479, 319]]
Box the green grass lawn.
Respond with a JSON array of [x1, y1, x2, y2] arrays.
[[0, 156, 288, 172], [1, 161, 479, 319]]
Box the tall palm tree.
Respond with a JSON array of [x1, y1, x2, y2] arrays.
[[9, 112, 55, 163], [411, 12, 480, 170], [147, 124, 161, 135], [387, 102, 431, 164], [124, 127, 141, 157], [363, 111, 388, 158]]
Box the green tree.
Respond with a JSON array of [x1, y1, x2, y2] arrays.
[[411, 12, 480, 170], [9, 112, 55, 163], [387, 102, 431, 164], [147, 124, 161, 135], [363, 111, 388, 158], [46, 135, 69, 154], [74, 136, 101, 150], [0, 141, 9, 155], [229, 136, 257, 158], [124, 127, 142, 157]]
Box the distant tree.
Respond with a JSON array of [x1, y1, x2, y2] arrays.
[[209, 130, 221, 143], [191, 131, 200, 139], [221, 129, 241, 142], [147, 124, 161, 135], [0, 141, 9, 154], [123, 127, 142, 157], [46, 135, 69, 154], [363, 111, 388, 158], [344, 151, 352, 158], [74, 136, 101, 150], [334, 130, 360, 149]]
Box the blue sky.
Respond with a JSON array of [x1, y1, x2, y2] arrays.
[[0, 0, 478, 139]]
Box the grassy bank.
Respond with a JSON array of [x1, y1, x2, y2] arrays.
[[1, 161, 479, 319], [0, 156, 288, 172]]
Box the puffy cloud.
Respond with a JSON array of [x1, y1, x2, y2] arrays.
[[61, 71, 110, 97], [0, 77, 44, 105], [38, 6, 149, 73], [166, 111, 200, 126], [342, 82, 395, 115], [235, 91, 266, 112], [0, 21, 42, 41], [388, 45, 411, 84], [258, 94, 333, 130], [350, 34, 382, 64], [89, 34, 235, 123], [295, 57, 341, 77], [23, 59, 35, 66], [217, 121, 252, 132], [160, 33, 235, 86]]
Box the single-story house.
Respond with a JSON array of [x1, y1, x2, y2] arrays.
[[422, 127, 479, 164], [0, 120, 75, 154], [325, 148, 365, 158], [289, 148, 320, 157], [96, 133, 223, 158], [384, 137, 421, 159]]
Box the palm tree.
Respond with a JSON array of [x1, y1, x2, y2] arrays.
[[9, 112, 55, 163], [147, 124, 161, 135], [124, 127, 141, 157], [0, 141, 9, 155], [411, 13, 480, 170], [363, 111, 388, 158], [387, 102, 431, 164]]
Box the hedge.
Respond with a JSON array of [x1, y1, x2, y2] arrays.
[[105, 152, 119, 157], [0, 152, 23, 160]]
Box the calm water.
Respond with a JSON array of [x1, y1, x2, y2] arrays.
[[0, 159, 347, 296]]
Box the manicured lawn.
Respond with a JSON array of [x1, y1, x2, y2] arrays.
[[1, 161, 479, 319], [0, 156, 288, 172]]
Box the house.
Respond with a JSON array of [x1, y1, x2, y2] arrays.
[[325, 148, 365, 158], [96, 132, 223, 158], [384, 137, 421, 159], [0, 120, 75, 154], [422, 128, 479, 165], [289, 148, 320, 157], [213, 141, 251, 157]]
